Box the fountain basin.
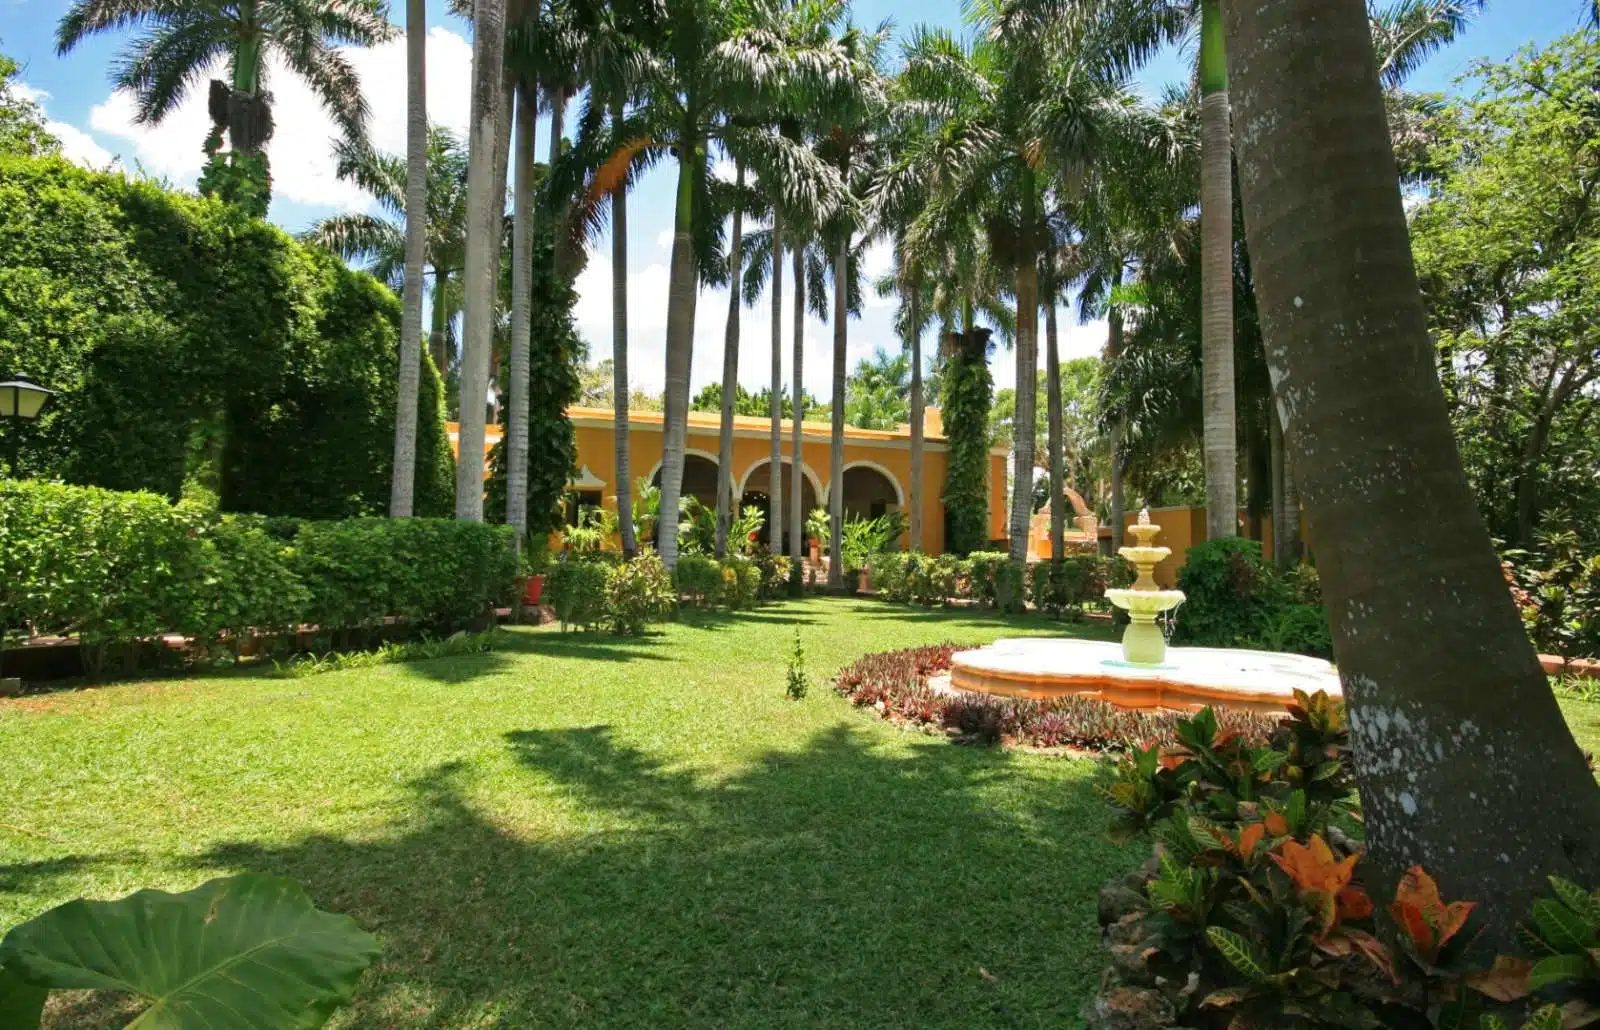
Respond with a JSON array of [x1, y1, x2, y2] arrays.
[[947, 638, 1341, 716]]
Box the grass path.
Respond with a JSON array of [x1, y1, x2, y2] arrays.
[[1, 599, 1130, 1029]]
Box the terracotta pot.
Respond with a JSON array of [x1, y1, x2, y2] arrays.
[[522, 574, 545, 606]]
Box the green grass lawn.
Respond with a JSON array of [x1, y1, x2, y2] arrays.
[[1, 598, 1134, 1030]]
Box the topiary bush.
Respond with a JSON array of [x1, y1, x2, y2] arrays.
[[605, 553, 676, 635], [673, 554, 724, 608], [545, 558, 609, 631]]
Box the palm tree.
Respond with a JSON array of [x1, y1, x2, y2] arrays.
[[1225, 0, 1600, 947], [303, 126, 470, 411], [901, 11, 1154, 568], [713, 163, 757, 558], [562, 0, 853, 567], [57, 0, 393, 215], [456, 0, 508, 520]]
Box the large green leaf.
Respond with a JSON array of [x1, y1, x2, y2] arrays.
[[0, 966, 47, 1029], [0, 874, 380, 1029]]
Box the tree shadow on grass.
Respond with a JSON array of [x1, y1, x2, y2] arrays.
[[674, 609, 820, 632], [182, 724, 1131, 1030]]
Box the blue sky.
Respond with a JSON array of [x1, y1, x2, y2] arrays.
[[1, 0, 1588, 397]]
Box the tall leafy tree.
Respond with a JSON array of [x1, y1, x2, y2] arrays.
[[57, 0, 393, 216], [1223, 0, 1600, 943]]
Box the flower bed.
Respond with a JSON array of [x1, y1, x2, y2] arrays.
[[832, 645, 1277, 751]]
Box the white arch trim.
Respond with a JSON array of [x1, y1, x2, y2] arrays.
[[830, 460, 906, 508], [736, 457, 826, 501], [644, 448, 721, 488]]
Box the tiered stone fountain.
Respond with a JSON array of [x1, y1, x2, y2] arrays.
[[946, 510, 1340, 715]]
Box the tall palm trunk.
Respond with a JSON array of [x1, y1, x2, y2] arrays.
[[1200, 0, 1238, 541], [1270, 398, 1300, 567], [1045, 296, 1064, 560], [611, 99, 636, 557], [907, 276, 925, 553], [789, 242, 804, 572], [505, 81, 535, 546], [768, 214, 784, 557], [1224, 0, 1600, 945], [827, 234, 848, 588], [1007, 247, 1039, 565], [714, 166, 745, 559], [390, 0, 427, 518], [657, 142, 699, 569], [1107, 276, 1126, 553], [454, 0, 507, 520]]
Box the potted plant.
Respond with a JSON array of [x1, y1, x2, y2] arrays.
[[806, 507, 829, 564], [521, 532, 551, 607]]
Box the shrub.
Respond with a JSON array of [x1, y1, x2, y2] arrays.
[[674, 554, 724, 607], [1030, 555, 1115, 617], [545, 559, 609, 631], [924, 554, 969, 606], [1173, 538, 1332, 657], [0, 480, 514, 676], [868, 552, 913, 602], [604, 553, 676, 635], [965, 551, 1011, 607], [1507, 531, 1600, 659], [786, 630, 809, 700], [756, 553, 792, 600], [720, 556, 761, 610]]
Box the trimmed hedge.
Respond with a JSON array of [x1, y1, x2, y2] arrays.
[[869, 550, 1116, 616], [0, 480, 515, 675], [0, 155, 453, 516]]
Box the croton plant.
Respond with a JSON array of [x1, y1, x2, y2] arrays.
[[1095, 691, 1600, 1030]]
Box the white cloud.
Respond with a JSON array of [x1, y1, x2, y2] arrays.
[[85, 26, 474, 212], [654, 228, 674, 250], [15, 80, 118, 170]]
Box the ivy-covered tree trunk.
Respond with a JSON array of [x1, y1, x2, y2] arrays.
[[768, 214, 784, 557], [942, 329, 993, 556], [1200, 0, 1238, 541], [1045, 298, 1064, 561], [454, 0, 507, 520], [907, 282, 925, 553], [390, 0, 427, 518], [611, 100, 637, 558], [828, 233, 847, 588], [1223, 0, 1600, 944], [789, 242, 804, 571], [714, 166, 745, 559], [504, 82, 535, 544]]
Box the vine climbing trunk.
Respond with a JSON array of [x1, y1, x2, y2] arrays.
[[1222, 0, 1600, 946], [611, 99, 636, 557], [715, 166, 745, 559], [1201, 0, 1238, 542]]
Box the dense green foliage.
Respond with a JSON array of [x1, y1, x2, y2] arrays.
[[1172, 540, 1332, 658], [0, 874, 378, 1029], [0, 480, 515, 676], [940, 330, 994, 556], [545, 559, 611, 631], [1506, 531, 1600, 660], [0, 56, 60, 159], [1412, 34, 1600, 550], [0, 156, 452, 516], [604, 552, 677, 635], [868, 550, 1115, 616]]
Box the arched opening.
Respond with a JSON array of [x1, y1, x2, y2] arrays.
[[739, 459, 820, 555], [838, 463, 902, 522], [651, 452, 720, 510]]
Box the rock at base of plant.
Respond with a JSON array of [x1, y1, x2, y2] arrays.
[[1081, 986, 1179, 1030], [1098, 882, 1148, 926]]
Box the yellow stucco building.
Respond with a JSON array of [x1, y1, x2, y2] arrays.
[[451, 407, 1011, 555]]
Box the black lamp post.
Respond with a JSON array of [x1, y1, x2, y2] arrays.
[[0, 379, 52, 420]]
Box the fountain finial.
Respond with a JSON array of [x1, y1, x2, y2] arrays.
[[1138, 507, 1151, 526]]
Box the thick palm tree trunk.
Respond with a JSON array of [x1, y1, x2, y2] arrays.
[[454, 0, 507, 520], [827, 235, 847, 588], [657, 147, 699, 569], [1045, 296, 1064, 560], [790, 243, 805, 573], [768, 216, 784, 557], [505, 82, 535, 545], [390, 0, 427, 518], [611, 101, 637, 558], [1200, 0, 1238, 541], [1223, 0, 1600, 944], [1008, 264, 1039, 568], [714, 167, 745, 559], [907, 279, 924, 553], [1270, 397, 1301, 567]]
